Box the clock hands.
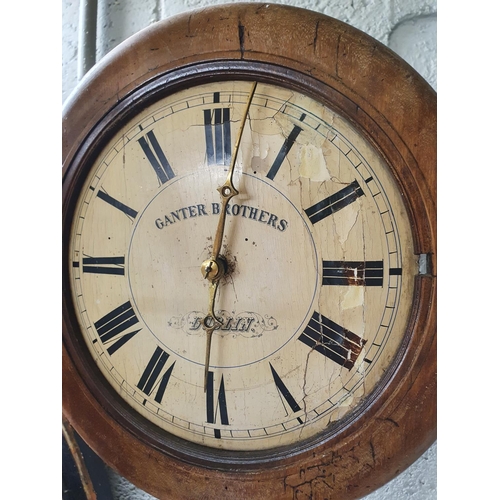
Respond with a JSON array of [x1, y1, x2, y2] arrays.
[[201, 82, 258, 391]]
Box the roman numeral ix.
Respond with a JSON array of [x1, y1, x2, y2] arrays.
[[82, 256, 125, 276], [298, 312, 366, 369]]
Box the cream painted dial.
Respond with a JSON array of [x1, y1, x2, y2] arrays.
[[69, 81, 416, 451]]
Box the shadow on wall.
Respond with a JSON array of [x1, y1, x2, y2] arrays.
[[388, 14, 437, 90]]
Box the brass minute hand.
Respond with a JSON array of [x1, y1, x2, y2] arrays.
[[211, 81, 257, 261], [201, 82, 257, 391]]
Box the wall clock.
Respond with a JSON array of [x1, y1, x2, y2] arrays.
[[62, 3, 436, 499]]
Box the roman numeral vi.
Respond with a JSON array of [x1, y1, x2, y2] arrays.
[[206, 371, 229, 439]]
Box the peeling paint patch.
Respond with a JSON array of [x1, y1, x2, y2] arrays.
[[299, 143, 330, 181], [341, 286, 364, 310], [334, 203, 359, 245], [251, 138, 270, 162]]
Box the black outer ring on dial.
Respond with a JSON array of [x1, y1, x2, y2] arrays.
[[62, 60, 418, 472]]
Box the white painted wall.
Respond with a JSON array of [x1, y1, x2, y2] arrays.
[[62, 1, 437, 498]]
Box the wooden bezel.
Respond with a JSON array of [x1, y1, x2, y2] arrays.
[[62, 4, 436, 499]]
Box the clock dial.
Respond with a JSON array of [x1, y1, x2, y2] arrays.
[[68, 80, 416, 451]]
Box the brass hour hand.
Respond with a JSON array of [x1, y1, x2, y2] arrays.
[[200, 256, 227, 391], [201, 278, 223, 392]]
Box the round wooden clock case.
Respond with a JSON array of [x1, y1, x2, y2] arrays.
[[62, 4, 436, 499]]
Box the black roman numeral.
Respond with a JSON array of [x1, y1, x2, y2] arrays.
[[322, 260, 383, 287], [270, 363, 303, 424], [138, 130, 175, 184], [204, 94, 231, 166], [298, 312, 366, 369], [304, 180, 364, 224], [94, 301, 140, 355], [266, 114, 305, 180], [206, 372, 229, 439], [137, 346, 175, 405], [82, 256, 125, 276], [96, 189, 138, 219]]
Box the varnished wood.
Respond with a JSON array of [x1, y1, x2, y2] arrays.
[[63, 3, 436, 499]]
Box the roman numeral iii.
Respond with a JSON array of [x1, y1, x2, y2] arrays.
[[298, 312, 366, 369], [322, 260, 383, 286]]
